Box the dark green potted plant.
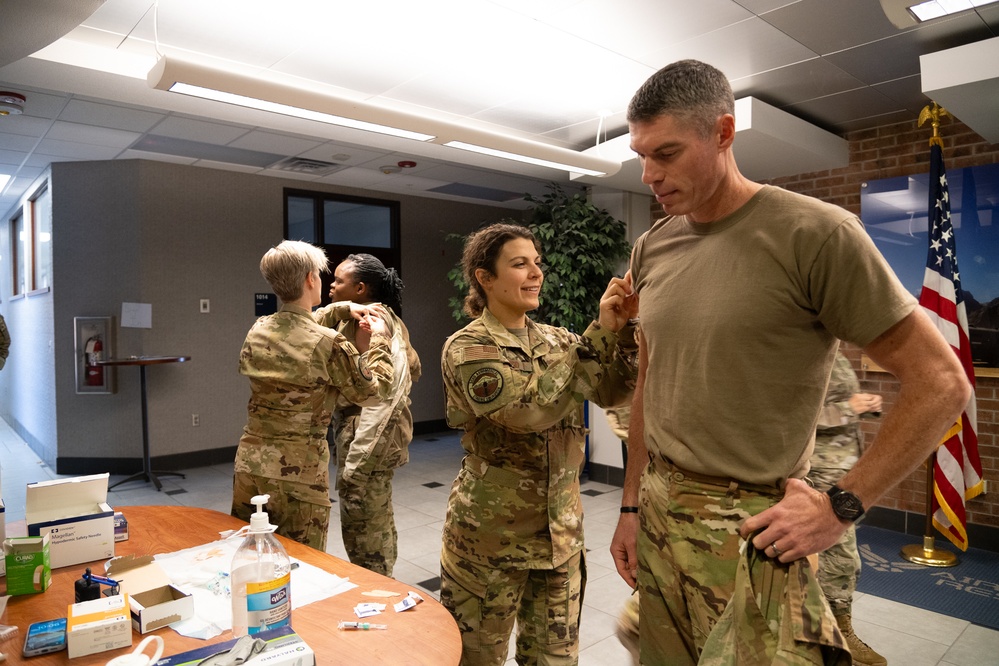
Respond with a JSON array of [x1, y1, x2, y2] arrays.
[[447, 183, 631, 330]]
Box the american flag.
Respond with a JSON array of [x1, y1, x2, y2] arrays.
[[917, 143, 984, 551]]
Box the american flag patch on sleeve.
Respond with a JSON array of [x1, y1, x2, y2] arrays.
[[456, 345, 501, 363]]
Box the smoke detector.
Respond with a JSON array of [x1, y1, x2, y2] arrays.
[[0, 92, 25, 116], [380, 165, 401, 174]]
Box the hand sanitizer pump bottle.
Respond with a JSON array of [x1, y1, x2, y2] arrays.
[[230, 494, 292, 637]]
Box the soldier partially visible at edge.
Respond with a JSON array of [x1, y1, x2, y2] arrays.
[[812, 350, 887, 666], [439, 223, 638, 665], [609, 59, 970, 665], [232, 240, 394, 551], [0, 313, 9, 370], [320, 252, 422, 576]]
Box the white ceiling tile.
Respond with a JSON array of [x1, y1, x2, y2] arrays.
[[35, 138, 123, 160], [296, 143, 392, 167], [152, 116, 251, 145], [641, 17, 817, 80], [0, 115, 53, 139], [60, 99, 164, 133], [47, 121, 141, 149], [82, 1, 156, 36], [0, 114, 52, 138], [1, 88, 71, 120], [0, 133, 39, 152], [546, 0, 754, 61], [228, 130, 322, 156], [0, 148, 29, 166], [318, 166, 392, 189], [61, 24, 138, 50], [24, 154, 58, 169]]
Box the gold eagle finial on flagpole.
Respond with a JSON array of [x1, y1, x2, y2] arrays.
[[918, 102, 949, 148]]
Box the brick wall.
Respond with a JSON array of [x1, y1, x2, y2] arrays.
[[763, 118, 999, 537]]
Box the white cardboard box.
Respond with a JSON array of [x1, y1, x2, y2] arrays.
[[66, 592, 133, 658], [26, 473, 115, 569], [106, 554, 194, 633]]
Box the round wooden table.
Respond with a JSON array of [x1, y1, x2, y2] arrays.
[[2, 505, 461, 665]]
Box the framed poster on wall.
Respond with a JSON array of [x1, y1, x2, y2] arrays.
[[861, 161, 999, 376], [74, 316, 115, 394]]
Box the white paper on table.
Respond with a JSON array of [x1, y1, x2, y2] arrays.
[[153, 538, 357, 639]]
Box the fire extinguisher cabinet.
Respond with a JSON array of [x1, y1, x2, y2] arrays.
[[74, 316, 115, 394]]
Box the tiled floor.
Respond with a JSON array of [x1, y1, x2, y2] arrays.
[[2, 417, 998, 664]]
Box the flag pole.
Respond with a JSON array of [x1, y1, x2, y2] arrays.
[[900, 101, 958, 567], [901, 452, 957, 566]]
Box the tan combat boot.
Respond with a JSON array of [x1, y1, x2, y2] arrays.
[[836, 613, 888, 666]]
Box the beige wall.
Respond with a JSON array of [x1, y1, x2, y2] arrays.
[[1, 158, 517, 469]]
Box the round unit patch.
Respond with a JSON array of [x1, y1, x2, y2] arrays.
[[467, 367, 503, 403], [358, 358, 372, 380]]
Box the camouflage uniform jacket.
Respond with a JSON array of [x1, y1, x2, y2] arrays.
[[0, 314, 9, 370], [235, 303, 394, 488], [441, 308, 638, 569], [319, 303, 422, 480], [814, 351, 863, 454]]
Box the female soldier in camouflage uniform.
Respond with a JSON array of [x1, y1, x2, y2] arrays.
[[232, 240, 393, 551], [440, 223, 638, 665], [324, 253, 421, 576]]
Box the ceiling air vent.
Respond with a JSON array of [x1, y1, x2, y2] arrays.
[[270, 157, 344, 176]]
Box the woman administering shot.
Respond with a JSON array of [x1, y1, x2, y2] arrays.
[[439, 222, 638, 665]]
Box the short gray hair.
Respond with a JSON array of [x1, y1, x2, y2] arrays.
[[259, 240, 328, 302], [627, 60, 734, 139]]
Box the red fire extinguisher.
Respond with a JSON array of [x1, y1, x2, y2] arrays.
[[85, 335, 104, 386]]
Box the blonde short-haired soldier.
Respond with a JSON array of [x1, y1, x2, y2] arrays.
[[232, 240, 393, 551]]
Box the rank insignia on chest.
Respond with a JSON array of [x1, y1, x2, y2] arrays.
[[467, 367, 503, 403]]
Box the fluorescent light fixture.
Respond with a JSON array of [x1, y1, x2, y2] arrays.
[[151, 58, 435, 142], [0, 174, 10, 190], [444, 141, 609, 177], [148, 56, 620, 177], [880, 0, 999, 27], [169, 82, 435, 141]]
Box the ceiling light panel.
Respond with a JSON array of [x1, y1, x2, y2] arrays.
[[151, 57, 439, 143], [148, 56, 620, 177]]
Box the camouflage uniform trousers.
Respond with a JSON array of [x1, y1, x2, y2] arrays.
[[808, 435, 862, 617], [637, 461, 844, 665], [231, 471, 331, 551], [440, 548, 585, 666], [336, 468, 398, 577]]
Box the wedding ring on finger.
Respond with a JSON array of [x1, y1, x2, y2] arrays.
[[769, 542, 782, 557]]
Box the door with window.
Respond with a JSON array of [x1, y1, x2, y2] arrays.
[[285, 190, 401, 308]]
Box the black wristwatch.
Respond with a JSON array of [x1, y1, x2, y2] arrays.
[[826, 485, 865, 522]]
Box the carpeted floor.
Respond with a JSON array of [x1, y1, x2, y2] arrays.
[[855, 525, 999, 630]]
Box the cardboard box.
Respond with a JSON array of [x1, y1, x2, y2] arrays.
[[3, 533, 51, 595], [155, 625, 314, 666], [26, 473, 115, 569], [106, 554, 194, 633], [67, 592, 132, 658], [114, 511, 129, 542]]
